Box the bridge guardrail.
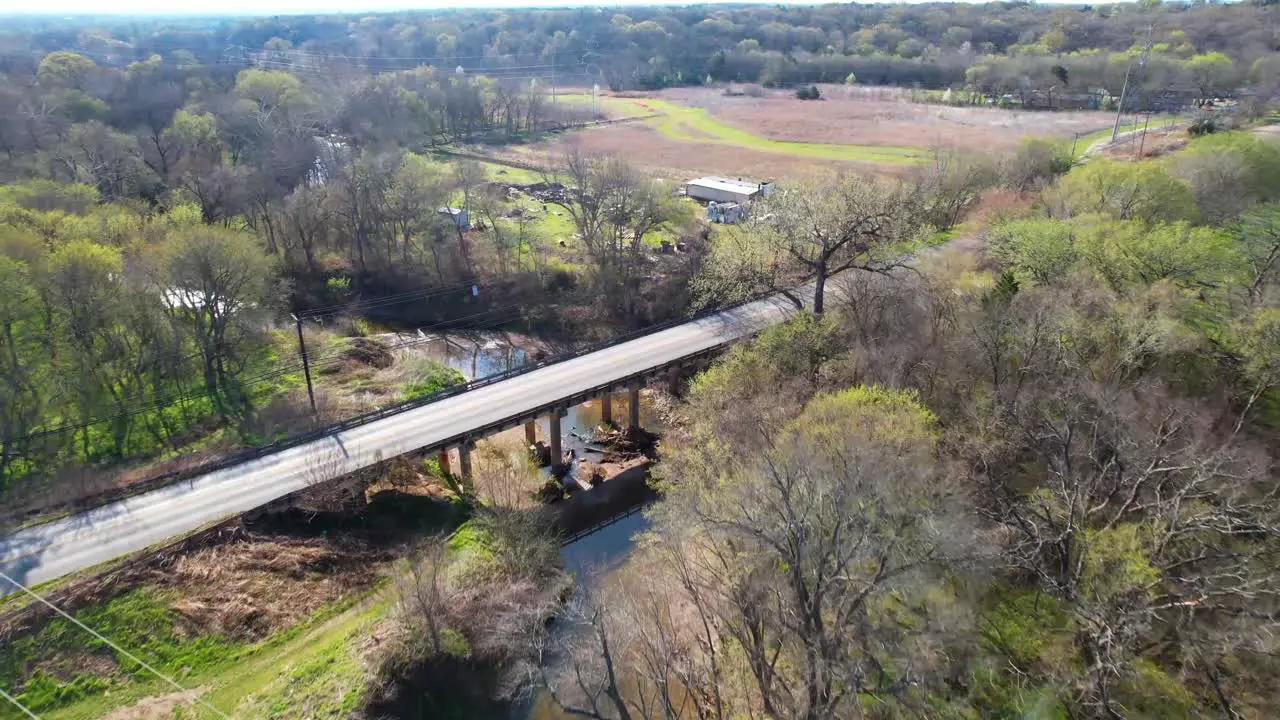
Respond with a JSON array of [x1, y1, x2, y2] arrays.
[[7, 288, 788, 528]]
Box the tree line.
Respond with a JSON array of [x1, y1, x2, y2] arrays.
[[3, 3, 1277, 100]]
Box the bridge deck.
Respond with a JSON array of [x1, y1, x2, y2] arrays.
[[0, 291, 801, 589]]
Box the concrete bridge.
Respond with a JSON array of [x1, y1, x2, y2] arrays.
[[0, 289, 807, 589]]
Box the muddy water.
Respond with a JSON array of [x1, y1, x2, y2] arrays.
[[519, 509, 654, 720], [422, 332, 666, 482], [428, 331, 663, 719]]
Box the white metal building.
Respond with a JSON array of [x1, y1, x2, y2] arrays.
[[684, 176, 773, 205]]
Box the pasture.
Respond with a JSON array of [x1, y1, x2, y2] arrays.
[[479, 84, 1121, 181]]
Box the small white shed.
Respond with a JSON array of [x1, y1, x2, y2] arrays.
[[438, 207, 470, 230], [684, 177, 772, 205]]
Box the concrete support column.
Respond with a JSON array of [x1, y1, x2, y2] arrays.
[[524, 421, 537, 447], [458, 441, 474, 481], [600, 392, 613, 427], [628, 383, 642, 430], [666, 365, 683, 396], [549, 410, 565, 473], [438, 449, 451, 475]]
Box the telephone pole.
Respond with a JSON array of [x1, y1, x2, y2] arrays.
[[1111, 25, 1154, 143], [292, 313, 316, 416]]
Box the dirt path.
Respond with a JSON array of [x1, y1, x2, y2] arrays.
[[100, 686, 209, 720]]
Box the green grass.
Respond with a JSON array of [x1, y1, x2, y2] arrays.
[[582, 96, 926, 165], [0, 588, 246, 719], [4, 584, 391, 720], [1071, 117, 1188, 159], [213, 595, 390, 720], [400, 360, 466, 401]]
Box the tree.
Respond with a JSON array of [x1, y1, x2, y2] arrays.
[[650, 384, 981, 719], [1173, 134, 1280, 223], [1237, 204, 1280, 304], [0, 257, 44, 484], [919, 150, 999, 232], [35, 51, 96, 90], [155, 226, 282, 416], [1075, 219, 1243, 292], [754, 174, 919, 315], [1048, 160, 1196, 224], [1003, 138, 1073, 192], [546, 148, 671, 323], [388, 152, 451, 269], [987, 217, 1079, 285], [1185, 52, 1237, 98], [233, 68, 313, 123], [982, 378, 1278, 718]]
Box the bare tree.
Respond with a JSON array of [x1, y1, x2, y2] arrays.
[[546, 147, 670, 323], [397, 535, 457, 657], [640, 382, 985, 720], [753, 174, 920, 315], [917, 149, 999, 232]]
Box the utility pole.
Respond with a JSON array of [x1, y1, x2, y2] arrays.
[[1111, 25, 1154, 143], [1137, 111, 1152, 158], [292, 313, 316, 416]]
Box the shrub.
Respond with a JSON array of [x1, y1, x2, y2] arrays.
[[1187, 111, 1220, 137], [1003, 138, 1073, 192], [794, 85, 821, 100]]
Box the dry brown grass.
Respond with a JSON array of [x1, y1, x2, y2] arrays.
[[483, 124, 905, 181], [660, 85, 1115, 153], [99, 686, 209, 720], [1100, 127, 1189, 160], [153, 535, 386, 640]]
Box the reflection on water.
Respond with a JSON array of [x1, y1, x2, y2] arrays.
[[520, 509, 654, 720], [428, 333, 531, 380], [419, 331, 667, 485], [561, 509, 651, 579]]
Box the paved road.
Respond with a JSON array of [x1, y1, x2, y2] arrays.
[[0, 291, 805, 590]]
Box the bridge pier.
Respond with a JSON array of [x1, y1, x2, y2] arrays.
[[438, 449, 451, 475], [524, 421, 537, 447], [600, 392, 613, 427], [458, 441, 474, 481], [549, 409, 566, 473], [628, 382, 642, 430], [666, 366, 684, 396]]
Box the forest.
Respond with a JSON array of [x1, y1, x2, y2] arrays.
[[0, 2, 1278, 719], [0, 0, 1277, 524], [527, 128, 1280, 719], [2, 2, 1279, 99]]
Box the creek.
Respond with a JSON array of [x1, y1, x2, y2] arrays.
[[405, 330, 661, 719]]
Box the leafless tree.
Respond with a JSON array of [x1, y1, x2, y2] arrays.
[[753, 174, 920, 315], [545, 147, 670, 323], [917, 149, 999, 232], [397, 535, 457, 657]]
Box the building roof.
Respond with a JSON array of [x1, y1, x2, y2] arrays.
[[686, 176, 763, 195]]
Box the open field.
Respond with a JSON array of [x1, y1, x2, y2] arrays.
[[487, 85, 1120, 181], [658, 85, 1117, 154]]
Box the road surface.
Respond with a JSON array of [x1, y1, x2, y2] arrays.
[[0, 290, 805, 590]]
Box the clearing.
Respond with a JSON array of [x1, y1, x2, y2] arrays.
[[477, 85, 1118, 181]]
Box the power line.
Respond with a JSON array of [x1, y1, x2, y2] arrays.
[[0, 686, 41, 720], [298, 280, 483, 318], [0, 569, 231, 720]]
